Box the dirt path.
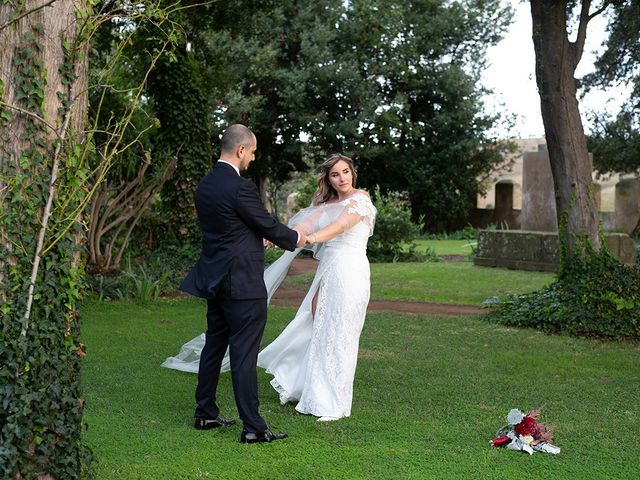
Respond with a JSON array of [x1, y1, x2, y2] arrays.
[[271, 258, 484, 316]]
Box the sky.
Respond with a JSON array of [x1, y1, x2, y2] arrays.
[[481, 1, 627, 139]]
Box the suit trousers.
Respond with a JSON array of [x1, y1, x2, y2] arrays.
[[194, 289, 269, 434]]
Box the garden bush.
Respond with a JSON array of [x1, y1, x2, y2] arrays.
[[425, 225, 479, 240], [86, 243, 287, 301], [367, 186, 425, 262], [86, 244, 199, 300], [293, 173, 318, 211], [486, 248, 640, 340]]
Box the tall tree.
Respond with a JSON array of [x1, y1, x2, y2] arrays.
[[195, 0, 513, 229], [147, 49, 213, 243], [1, 1, 92, 477], [486, 1, 640, 341], [200, 1, 327, 188], [529, 0, 611, 257], [585, 0, 640, 175], [338, 0, 514, 230], [86, 0, 177, 271]]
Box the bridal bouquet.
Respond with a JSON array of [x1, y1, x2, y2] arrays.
[[490, 408, 560, 455]]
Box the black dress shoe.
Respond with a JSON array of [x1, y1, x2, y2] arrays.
[[194, 416, 236, 430], [240, 429, 288, 443]]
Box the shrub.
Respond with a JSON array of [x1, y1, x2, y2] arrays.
[[86, 243, 287, 300], [139, 244, 199, 294], [485, 248, 640, 340], [426, 225, 479, 240], [367, 186, 424, 262], [86, 262, 164, 302], [294, 173, 318, 211], [86, 244, 199, 300], [265, 247, 285, 266]]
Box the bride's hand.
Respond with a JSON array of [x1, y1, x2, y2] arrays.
[[296, 234, 309, 248]]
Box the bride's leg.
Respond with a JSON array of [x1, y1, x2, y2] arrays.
[[309, 263, 329, 318]]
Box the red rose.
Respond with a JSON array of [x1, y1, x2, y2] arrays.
[[490, 435, 512, 447], [515, 416, 537, 436]]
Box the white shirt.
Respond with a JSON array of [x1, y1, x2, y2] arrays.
[[217, 159, 240, 175]]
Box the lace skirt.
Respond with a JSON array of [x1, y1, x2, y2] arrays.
[[258, 248, 370, 418]]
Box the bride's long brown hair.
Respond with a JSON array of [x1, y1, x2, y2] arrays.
[[312, 153, 357, 206]]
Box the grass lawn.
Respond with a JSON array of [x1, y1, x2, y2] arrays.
[[82, 297, 640, 479], [413, 238, 476, 257], [370, 263, 553, 304], [285, 262, 554, 305]]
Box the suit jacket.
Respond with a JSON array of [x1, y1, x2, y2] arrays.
[[180, 162, 298, 300]]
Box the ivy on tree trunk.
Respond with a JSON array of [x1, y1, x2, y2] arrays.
[[0, 1, 92, 478]]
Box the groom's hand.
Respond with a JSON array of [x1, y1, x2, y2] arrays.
[[263, 238, 275, 249], [296, 234, 309, 248]]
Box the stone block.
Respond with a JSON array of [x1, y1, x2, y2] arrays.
[[474, 230, 636, 272], [605, 233, 637, 265], [614, 178, 640, 234], [521, 150, 558, 232]]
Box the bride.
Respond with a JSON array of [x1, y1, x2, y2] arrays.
[[163, 153, 376, 421]]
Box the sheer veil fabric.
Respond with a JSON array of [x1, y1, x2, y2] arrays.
[[162, 192, 376, 419]]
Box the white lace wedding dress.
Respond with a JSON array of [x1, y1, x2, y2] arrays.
[[162, 192, 376, 420]]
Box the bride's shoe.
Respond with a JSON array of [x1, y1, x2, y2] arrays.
[[317, 416, 339, 422]]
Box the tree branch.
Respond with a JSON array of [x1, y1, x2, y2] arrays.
[[0, 0, 59, 32], [574, 0, 613, 68], [0, 101, 61, 138], [21, 98, 72, 337], [588, 0, 613, 21], [43, 35, 172, 255], [573, 0, 592, 66]]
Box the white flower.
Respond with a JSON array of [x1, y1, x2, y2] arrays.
[[521, 435, 535, 445], [507, 408, 525, 425]]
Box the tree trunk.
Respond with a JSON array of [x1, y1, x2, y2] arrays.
[[530, 0, 601, 258], [1, 1, 91, 477], [0, 1, 88, 146], [259, 175, 273, 213]]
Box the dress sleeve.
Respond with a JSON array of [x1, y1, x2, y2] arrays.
[[287, 203, 325, 235], [335, 193, 376, 236]]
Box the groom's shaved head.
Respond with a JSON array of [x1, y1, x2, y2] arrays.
[[220, 124, 255, 154]]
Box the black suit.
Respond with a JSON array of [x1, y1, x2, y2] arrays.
[[180, 161, 298, 433]]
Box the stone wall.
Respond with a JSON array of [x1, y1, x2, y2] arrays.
[[475, 230, 636, 272], [470, 171, 638, 235]]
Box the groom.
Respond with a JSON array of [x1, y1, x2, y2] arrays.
[[180, 124, 305, 443]]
